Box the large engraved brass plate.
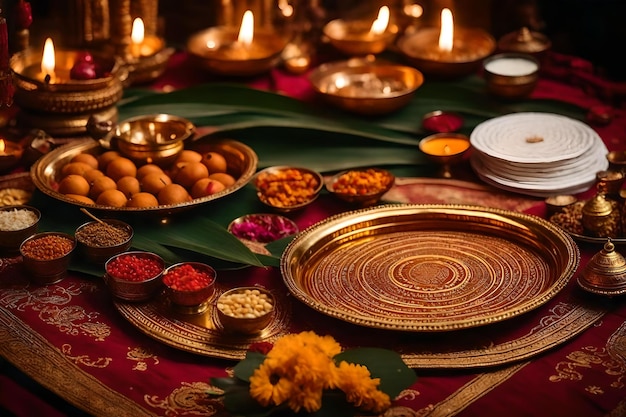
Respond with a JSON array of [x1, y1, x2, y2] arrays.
[[281, 204, 580, 332]]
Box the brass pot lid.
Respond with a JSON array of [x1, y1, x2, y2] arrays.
[[582, 194, 614, 217], [578, 239, 626, 296], [497, 27, 551, 55]]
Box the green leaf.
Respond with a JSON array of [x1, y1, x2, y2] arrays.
[[233, 351, 267, 381], [334, 348, 417, 398]]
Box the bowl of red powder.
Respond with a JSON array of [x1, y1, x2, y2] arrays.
[[104, 251, 165, 302], [162, 262, 217, 314]]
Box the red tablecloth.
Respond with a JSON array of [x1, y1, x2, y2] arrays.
[[1, 51, 626, 417]]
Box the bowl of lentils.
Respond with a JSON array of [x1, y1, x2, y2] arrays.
[[20, 231, 76, 285], [216, 286, 275, 334], [0, 205, 41, 255], [104, 251, 165, 302], [75, 219, 133, 264], [162, 262, 217, 314]]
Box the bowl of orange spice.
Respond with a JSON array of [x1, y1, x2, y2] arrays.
[[253, 166, 323, 212], [326, 167, 395, 207]]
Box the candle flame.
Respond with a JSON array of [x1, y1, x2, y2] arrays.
[[278, 0, 294, 18], [41, 38, 55, 78], [238, 10, 254, 46], [0, 139, 5, 153], [370, 6, 390, 35], [443, 144, 451, 155], [131, 18, 145, 44], [438, 8, 454, 52]]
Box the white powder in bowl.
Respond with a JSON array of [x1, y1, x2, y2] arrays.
[[485, 58, 538, 76], [0, 208, 38, 231]]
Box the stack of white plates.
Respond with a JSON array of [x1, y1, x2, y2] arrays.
[[470, 112, 608, 197]]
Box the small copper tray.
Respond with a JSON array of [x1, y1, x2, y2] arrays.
[[281, 204, 579, 332], [114, 286, 292, 360]]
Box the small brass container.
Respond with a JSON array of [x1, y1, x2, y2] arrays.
[[581, 194, 621, 238], [606, 151, 626, 174], [483, 53, 540, 100], [578, 239, 626, 296], [497, 27, 551, 56]]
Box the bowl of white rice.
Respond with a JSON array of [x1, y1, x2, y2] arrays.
[[0, 205, 41, 255]]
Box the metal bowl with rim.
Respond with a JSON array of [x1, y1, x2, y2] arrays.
[[104, 251, 165, 302], [309, 58, 424, 115], [253, 166, 324, 212], [326, 167, 395, 207], [163, 262, 217, 314], [0, 205, 41, 255], [75, 219, 133, 264], [20, 231, 77, 285], [215, 286, 275, 334]]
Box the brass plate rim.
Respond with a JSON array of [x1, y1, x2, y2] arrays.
[[280, 203, 580, 332]]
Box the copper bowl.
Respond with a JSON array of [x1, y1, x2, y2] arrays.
[[0, 205, 40, 255], [253, 166, 324, 212], [104, 251, 165, 302], [216, 286, 275, 334], [309, 58, 423, 115], [483, 53, 539, 99], [323, 18, 399, 56], [20, 231, 76, 285], [607, 151, 626, 173], [75, 219, 133, 264], [163, 262, 217, 314], [326, 168, 395, 207]]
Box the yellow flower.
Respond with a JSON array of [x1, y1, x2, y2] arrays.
[[336, 361, 391, 413], [249, 362, 293, 407]]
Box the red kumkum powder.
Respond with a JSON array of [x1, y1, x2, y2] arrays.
[[163, 264, 215, 291], [106, 253, 162, 282]]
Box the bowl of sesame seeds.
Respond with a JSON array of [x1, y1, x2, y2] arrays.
[[0, 205, 41, 255], [75, 219, 133, 264], [20, 231, 76, 285]]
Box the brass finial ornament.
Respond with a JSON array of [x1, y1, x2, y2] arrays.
[[578, 238, 626, 296], [497, 26, 551, 56]]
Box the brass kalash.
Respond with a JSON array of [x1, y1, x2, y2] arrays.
[[9, 0, 172, 137]]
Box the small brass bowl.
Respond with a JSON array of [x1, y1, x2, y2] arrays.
[[545, 195, 577, 216], [75, 219, 133, 264], [163, 262, 217, 314], [112, 114, 195, 167], [323, 18, 399, 56], [419, 133, 472, 178], [216, 286, 275, 334], [254, 166, 324, 212], [607, 151, 626, 173], [309, 58, 424, 115], [104, 251, 165, 302], [326, 168, 395, 207], [483, 53, 540, 100], [0, 205, 41, 255], [20, 231, 76, 285]]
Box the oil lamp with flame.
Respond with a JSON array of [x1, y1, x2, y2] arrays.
[[419, 132, 471, 178], [0, 139, 24, 173], [126, 17, 174, 85], [186, 9, 288, 76], [398, 8, 495, 78], [323, 6, 399, 56]]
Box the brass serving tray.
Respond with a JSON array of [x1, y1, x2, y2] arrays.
[[30, 137, 257, 216], [114, 287, 293, 360], [281, 204, 580, 332]]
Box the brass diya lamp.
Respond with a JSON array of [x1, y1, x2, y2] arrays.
[[124, 17, 174, 85], [186, 10, 288, 77], [0, 138, 24, 173], [418, 132, 471, 178], [397, 8, 495, 78], [9, 38, 125, 136], [578, 239, 626, 296], [323, 6, 399, 56]]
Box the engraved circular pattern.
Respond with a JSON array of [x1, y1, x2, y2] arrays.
[[470, 112, 598, 163], [281, 204, 579, 332]]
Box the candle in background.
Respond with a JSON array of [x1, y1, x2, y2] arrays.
[[438, 8, 453, 52], [370, 6, 390, 36], [420, 136, 470, 156], [131, 17, 145, 58]]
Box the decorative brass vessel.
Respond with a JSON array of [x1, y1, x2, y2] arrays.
[[497, 27, 551, 56], [578, 239, 626, 296], [581, 193, 621, 238]]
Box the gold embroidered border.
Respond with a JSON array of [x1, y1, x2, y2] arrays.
[[0, 307, 158, 417]]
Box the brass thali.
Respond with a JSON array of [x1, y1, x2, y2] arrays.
[[30, 137, 257, 216], [281, 204, 580, 332]]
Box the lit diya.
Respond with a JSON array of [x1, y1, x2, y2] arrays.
[[186, 10, 288, 76], [397, 8, 495, 78], [419, 132, 471, 178], [323, 6, 399, 56], [0, 138, 23, 173], [126, 17, 174, 85], [9, 37, 124, 136]]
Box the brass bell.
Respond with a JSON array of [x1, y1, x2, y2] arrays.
[[577, 238, 626, 296]]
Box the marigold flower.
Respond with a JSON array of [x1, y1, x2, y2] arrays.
[[336, 361, 391, 413], [249, 362, 293, 407]]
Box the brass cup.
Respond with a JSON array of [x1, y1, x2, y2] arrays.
[[309, 58, 424, 115], [216, 286, 275, 335], [483, 53, 540, 100], [75, 219, 133, 264], [104, 251, 165, 302], [0, 205, 40, 255], [253, 166, 324, 213], [419, 133, 472, 178], [163, 262, 217, 314], [20, 232, 76, 285], [326, 168, 395, 207]]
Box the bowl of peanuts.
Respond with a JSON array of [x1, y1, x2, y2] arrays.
[[0, 205, 41, 255], [162, 262, 217, 314], [216, 286, 275, 334], [19, 231, 77, 285], [104, 251, 165, 302], [326, 167, 395, 207], [75, 219, 133, 264], [253, 166, 324, 212]]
